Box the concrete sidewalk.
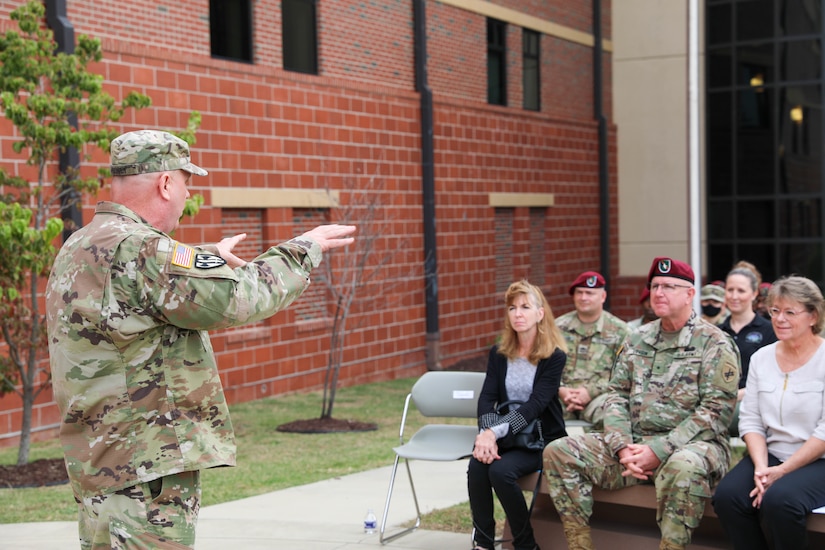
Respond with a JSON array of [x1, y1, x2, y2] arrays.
[[0, 460, 472, 549]]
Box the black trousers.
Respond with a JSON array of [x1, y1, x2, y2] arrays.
[[712, 454, 825, 550], [468, 447, 541, 550]]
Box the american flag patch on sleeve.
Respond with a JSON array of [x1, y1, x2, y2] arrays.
[[171, 242, 195, 268]]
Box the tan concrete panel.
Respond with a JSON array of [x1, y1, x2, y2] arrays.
[[613, 0, 690, 61], [210, 188, 340, 208]]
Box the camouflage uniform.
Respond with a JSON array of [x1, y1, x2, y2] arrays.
[[555, 310, 628, 428], [45, 131, 324, 549], [543, 313, 739, 548]]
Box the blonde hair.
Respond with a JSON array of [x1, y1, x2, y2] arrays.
[[497, 280, 567, 363], [768, 276, 825, 334]]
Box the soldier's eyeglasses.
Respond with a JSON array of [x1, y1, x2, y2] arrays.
[[650, 283, 692, 293], [768, 308, 808, 320]]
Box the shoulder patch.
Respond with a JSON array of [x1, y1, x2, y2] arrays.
[[713, 359, 740, 392], [171, 242, 195, 269], [195, 253, 228, 269]]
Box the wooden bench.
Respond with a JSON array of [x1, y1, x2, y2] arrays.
[[502, 472, 825, 549]]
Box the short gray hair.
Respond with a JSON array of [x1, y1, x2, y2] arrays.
[[769, 276, 825, 334]]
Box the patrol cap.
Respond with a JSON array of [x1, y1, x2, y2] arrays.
[[647, 257, 695, 287], [568, 271, 606, 295], [700, 284, 726, 303], [110, 130, 208, 177]]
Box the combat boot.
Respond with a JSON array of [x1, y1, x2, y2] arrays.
[[561, 523, 594, 550], [659, 540, 685, 550]]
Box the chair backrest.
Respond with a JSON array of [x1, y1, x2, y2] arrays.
[[410, 371, 486, 418]]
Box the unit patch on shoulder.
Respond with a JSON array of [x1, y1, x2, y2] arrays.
[[714, 359, 740, 392], [195, 254, 228, 269], [171, 242, 195, 269]]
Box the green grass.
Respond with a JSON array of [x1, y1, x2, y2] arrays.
[[0, 376, 477, 526], [1, 380, 748, 532]]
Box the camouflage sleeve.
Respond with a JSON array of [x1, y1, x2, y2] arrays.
[[136, 234, 322, 331], [583, 319, 629, 398], [647, 335, 740, 460], [602, 341, 634, 454]]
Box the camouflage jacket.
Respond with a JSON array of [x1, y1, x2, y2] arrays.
[[555, 310, 629, 398], [602, 313, 740, 461], [45, 202, 322, 499]]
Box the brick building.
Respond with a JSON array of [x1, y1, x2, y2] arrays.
[[0, 0, 620, 446]]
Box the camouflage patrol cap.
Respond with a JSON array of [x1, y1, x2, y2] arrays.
[[110, 130, 208, 177], [700, 284, 726, 303]]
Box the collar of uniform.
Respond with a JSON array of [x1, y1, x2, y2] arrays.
[[642, 311, 698, 350], [572, 312, 604, 337], [94, 201, 153, 228]]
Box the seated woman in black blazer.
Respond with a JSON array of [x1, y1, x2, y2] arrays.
[[468, 280, 568, 550]]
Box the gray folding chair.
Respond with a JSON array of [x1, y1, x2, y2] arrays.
[[379, 370, 486, 544]]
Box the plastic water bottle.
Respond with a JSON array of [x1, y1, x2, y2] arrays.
[[364, 508, 377, 534]]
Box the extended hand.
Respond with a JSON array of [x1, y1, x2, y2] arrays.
[[301, 224, 357, 251], [215, 233, 249, 268]]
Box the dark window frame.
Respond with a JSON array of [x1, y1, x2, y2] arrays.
[[283, 0, 318, 75], [522, 29, 541, 111], [209, 0, 254, 63], [487, 18, 507, 106], [704, 0, 825, 286]]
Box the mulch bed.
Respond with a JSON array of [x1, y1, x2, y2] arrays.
[[0, 457, 69, 489], [277, 416, 378, 433], [444, 354, 487, 372]]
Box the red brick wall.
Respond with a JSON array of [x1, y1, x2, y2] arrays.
[[0, 0, 618, 446]]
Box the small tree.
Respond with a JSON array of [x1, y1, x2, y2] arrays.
[[318, 175, 407, 420], [0, 0, 151, 465]]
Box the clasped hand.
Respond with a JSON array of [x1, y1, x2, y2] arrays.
[[560, 387, 592, 412], [618, 444, 661, 480], [749, 464, 785, 508], [473, 429, 500, 464]]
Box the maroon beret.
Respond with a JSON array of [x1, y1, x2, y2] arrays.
[[647, 257, 695, 286], [569, 271, 606, 295], [639, 287, 650, 303]]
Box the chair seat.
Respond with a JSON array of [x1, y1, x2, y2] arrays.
[[393, 424, 478, 461]]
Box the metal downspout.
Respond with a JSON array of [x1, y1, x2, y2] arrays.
[[413, 0, 441, 371], [45, 0, 83, 241], [593, 0, 610, 308]]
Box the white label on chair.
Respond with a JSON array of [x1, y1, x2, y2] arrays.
[[453, 390, 475, 399]]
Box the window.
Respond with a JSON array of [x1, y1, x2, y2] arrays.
[[210, 0, 253, 63], [523, 29, 540, 111], [705, 0, 825, 287], [283, 0, 318, 74], [487, 18, 507, 106]]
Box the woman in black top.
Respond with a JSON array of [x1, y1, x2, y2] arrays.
[[719, 266, 777, 401], [468, 281, 567, 550]]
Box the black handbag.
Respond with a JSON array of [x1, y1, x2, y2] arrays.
[[495, 400, 545, 451]]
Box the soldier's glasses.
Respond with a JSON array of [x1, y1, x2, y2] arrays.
[[650, 283, 692, 293], [768, 307, 808, 320]]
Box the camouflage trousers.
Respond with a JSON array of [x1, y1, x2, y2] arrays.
[[562, 392, 609, 429], [77, 470, 201, 550], [543, 433, 729, 547]]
